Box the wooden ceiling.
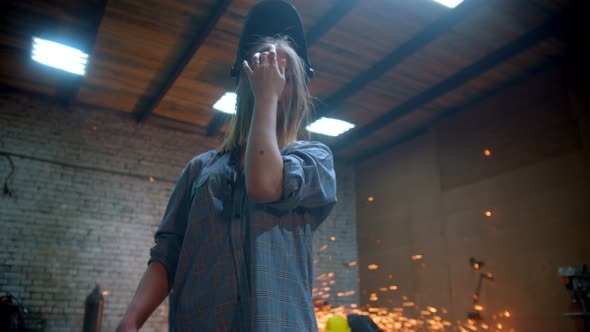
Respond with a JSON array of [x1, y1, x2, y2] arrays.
[[1, 0, 574, 161]]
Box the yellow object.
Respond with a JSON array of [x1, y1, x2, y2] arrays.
[[325, 315, 350, 332]]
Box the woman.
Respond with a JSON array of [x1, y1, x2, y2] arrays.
[[117, 1, 336, 331]]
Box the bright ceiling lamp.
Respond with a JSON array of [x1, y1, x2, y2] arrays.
[[432, 0, 464, 8], [213, 92, 237, 114], [31, 37, 88, 75], [306, 117, 355, 137]]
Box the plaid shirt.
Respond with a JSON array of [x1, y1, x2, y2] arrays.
[[149, 141, 337, 331]]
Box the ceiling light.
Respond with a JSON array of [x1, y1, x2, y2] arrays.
[[306, 117, 354, 136], [431, 0, 464, 8], [213, 92, 237, 114], [31, 37, 88, 75]]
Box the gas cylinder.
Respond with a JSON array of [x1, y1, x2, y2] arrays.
[[82, 283, 104, 332]]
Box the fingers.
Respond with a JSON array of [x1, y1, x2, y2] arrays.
[[251, 53, 260, 67], [248, 46, 284, 77], [260, 51, 270, 65], [242, 60, 254, 77], [279, 58, 287, 76], [269, 45, 278, 65]]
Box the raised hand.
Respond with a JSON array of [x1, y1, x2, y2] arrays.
[[242, 44, 287, 106]]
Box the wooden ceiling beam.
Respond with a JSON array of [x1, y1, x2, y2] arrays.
[[133, 0, 233, 122], [331, 14, 564, 153], [313, 0, 485, 120], [306, 0, 360, 46], [347, 56, 562, 163], [205, 0, 360, 137]]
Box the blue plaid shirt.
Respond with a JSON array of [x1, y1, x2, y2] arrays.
[[149, 141, 337, 331]]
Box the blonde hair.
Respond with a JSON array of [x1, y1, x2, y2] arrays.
[[218, 36, 313, 153]]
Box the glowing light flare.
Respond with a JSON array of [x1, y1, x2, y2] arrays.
[[432, 0, 465, 8], [368, 264, 379, 270], [474, 304, 484, 311], [316, 273, 328, 281], [148, 176, 155, 183], [319, 244, 328, 252], [337, 290, 355, 297], [212, 92, 237, 114], [485, 211, 492, 217], [411, 254, 423, 261], [483, 149, 492, 157], [368, 196, 374, 202], [306, 117, 355, 136], [32, 37, 88, 75]]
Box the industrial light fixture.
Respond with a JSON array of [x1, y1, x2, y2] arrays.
[[31, 37, 88, 75], [213, 92, 237, 114], [432, 0, 464, 8], [306, 117, 354, 137], [212, 95, 356, 137]]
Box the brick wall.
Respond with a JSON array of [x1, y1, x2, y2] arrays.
[[0, 91, 358, 331]]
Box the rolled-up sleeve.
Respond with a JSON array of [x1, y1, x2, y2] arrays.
[[266, 141, 337, 227], [148, 153, 211, 288]]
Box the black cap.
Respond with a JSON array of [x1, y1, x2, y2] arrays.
[[230, 0, 314, 81]]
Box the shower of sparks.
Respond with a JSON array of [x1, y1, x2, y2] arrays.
[[313, 232, 512, 331]]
